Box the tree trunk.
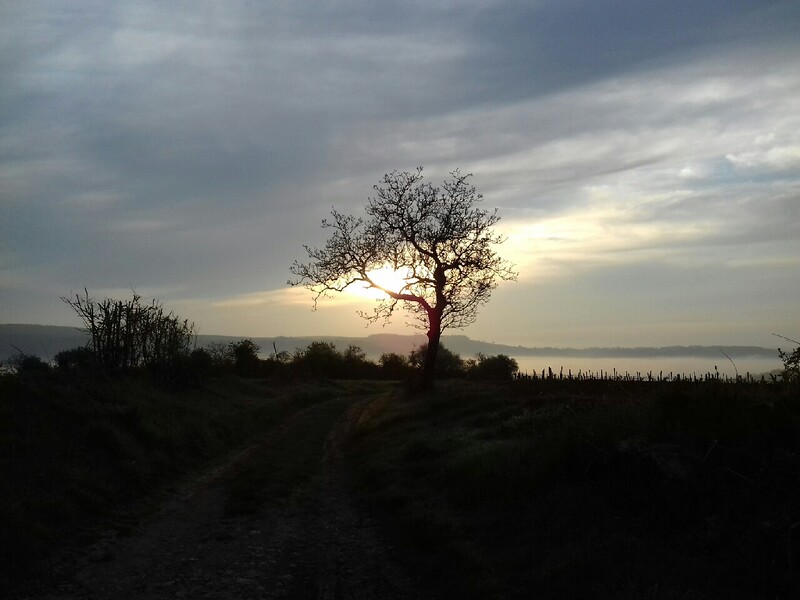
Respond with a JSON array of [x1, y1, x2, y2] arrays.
[[420, 271, 447, 391], [421, 317, 442, 390]]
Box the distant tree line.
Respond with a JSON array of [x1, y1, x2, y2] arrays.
[[10, 290, 795, 387], [1, 336, 520, 384], [187, 338, 520, 382], [0, 290, 520, 385]]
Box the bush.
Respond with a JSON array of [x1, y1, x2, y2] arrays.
[[229, 339, 261, 376], [342, 345, 379, 379], [289, 342, 379, 379], [409, 344, 465, 378], [205, 342, 235, 373], [778, 344, 799, 384], [469, 353, 519, 381], [54, 346, 95, 374], [5, 352, 51, 377], [292, 341, 344, 378], [379, 352, 412, 379], [61, 289, 195, 376]]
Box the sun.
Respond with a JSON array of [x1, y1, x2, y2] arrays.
[[349, 265, 411, 299]]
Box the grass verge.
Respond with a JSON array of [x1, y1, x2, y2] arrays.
[[222, 381, 392, 514], [346, 379, 800, 599], [0, 373, 347, 593]]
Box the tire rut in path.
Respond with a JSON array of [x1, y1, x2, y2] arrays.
[[25, 397, 427, 600]]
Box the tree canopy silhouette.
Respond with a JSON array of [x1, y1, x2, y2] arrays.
[[289, 168, 517, 388]]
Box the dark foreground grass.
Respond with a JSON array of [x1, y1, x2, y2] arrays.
[[346, 379, 800, 600], [224, 380, 395, 515], [0, 373, 350, 593]]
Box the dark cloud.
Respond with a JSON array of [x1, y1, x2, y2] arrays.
[[462, 0, 800, 103]]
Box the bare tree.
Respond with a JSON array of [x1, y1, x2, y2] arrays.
[[289, 168, 517, 388], [61, 288, 195, 374]]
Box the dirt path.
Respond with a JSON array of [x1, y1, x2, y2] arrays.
[[21, 396, 426, 600]]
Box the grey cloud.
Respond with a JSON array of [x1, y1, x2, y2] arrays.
[[2, 1, 799, 345], [462, 0, 800, 103]]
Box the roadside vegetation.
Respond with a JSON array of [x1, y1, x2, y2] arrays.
[[347, 371, 800, 599], [0, 291, 522, 594], [0, 369, 337, 591], [3, 291, 798, 598]]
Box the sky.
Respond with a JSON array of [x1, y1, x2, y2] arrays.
[[1, 0, 799, 349]]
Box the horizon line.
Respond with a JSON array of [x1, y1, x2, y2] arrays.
[[0, 323, 780, 354]]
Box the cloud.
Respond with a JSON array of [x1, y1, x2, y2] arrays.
[[678, 165, 710, 180], [324, 39, 800, 285], [2, 1, 799, 346], [726, 145, 800, 172], [211, 287, 311, 309]]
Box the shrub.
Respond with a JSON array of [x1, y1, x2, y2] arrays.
[[289, 342, 379, 379], [5, 352, 51, 377], [61, 289, 195, 375], [379, 352, 412, 379], [778, 345, 799, 384], [342, 345, 379, 378], [469, 353, 519, 381], [292, 341, 344, 378], [54, 346, 95, 374], [229, 339, 261, 376], [409, 344, 465, 378], [205, 342, 235, 372]]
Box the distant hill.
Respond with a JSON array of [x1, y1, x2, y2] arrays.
[[0, 324, 90, 361], [0, 323, 779, 363]]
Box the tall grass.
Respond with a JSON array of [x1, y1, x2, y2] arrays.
[[346, 379, 800, 599], [0, 372, 329, 592]]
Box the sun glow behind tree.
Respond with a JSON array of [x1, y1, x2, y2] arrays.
[[290, 168, 516, 388], [347, 265, 416, 299]]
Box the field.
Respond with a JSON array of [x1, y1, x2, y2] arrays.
[[2, 370, 799, 599], [347, 378, 800, 599], [0, 373, 349, 593]]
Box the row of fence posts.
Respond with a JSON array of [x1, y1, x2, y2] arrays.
[[514, 365, 772, 383]]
